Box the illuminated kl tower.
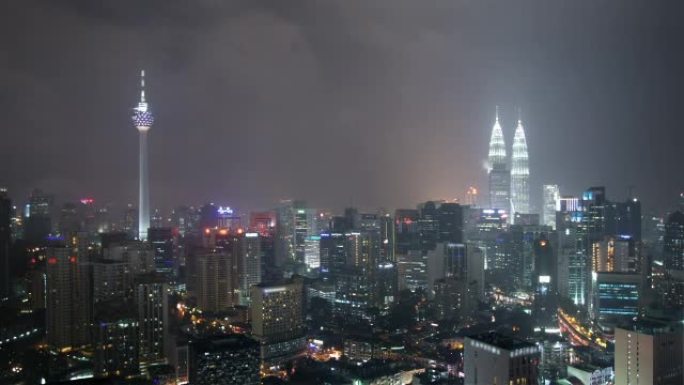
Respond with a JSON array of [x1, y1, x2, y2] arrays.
[[132, 70, 154, 240]]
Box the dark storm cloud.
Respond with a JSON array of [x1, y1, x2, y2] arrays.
[[1, 0, 682, 214]]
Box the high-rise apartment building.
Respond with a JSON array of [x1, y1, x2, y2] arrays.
[[135, 273, 169, 365], [93, 301, 140, 378], [250, 277, 305, 366], [46, 247, 91, 350], [194, 250, 235, 312]]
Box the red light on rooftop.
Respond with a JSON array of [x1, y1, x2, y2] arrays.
[[237, 228, 244, 234], [204, 228, 211, 235], [48, 257, 58, 265], [69, 256, 77, 263]]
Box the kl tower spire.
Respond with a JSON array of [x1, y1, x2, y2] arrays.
[[132, 70, 154, 240]]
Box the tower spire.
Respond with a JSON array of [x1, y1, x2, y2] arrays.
[[495, 105, 500, 122], [140, 70, 146, 104]]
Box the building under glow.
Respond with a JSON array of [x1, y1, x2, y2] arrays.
[[132, 70, 154, 241], [510, 117, 530, 219], [542, 184, 560, 229], [487, 109, 510, 211]]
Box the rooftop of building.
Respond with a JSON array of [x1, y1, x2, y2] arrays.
[[466, 331, 536, 351], [190, 334, 259, 351], [616, 319, 682, 335]]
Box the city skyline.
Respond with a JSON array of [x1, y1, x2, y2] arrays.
[[1, 1, 683, 213], [1, 3, 683, 384]]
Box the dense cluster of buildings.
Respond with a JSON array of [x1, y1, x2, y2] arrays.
[[0, 77, 681, 385]]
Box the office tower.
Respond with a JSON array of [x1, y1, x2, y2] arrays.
[[239, 232, 262, 305], [319, 231, 347, 274], [217, 205, 240, 229], [250, 277, 305, 366], [542, 185, 560, 229], [123, 204, 138, 238], [466, 208, 508, 272], [509, 224, 553, 290], [663, 211, 684, 270], [93, 301, 140, 378], [334, 266, 373, 319], [433, 243, 481, 321], [275, 200, 296, 265], [592, 236, 640, 273], [582, 187, 608, 243], [188, 335, 260, 385], [418, 201, 439, 251], [0, 189, 11, 300], [293, 205, 318, 265], [170, 205, 196, 236], [533, 234, 558, 329], [487, 109, 510, 211], [304, 234, 320, 270], [132, 70, 154, 241], [614, 322, 683, 385], [464, 332, 541, 385], [93, 259, 134, 303], [194, 250, 235, 311], [510, 117, 530, 217], [46, 247, 91, 350], [556, 195, 590, 307], [379, 214, 395, 262], [58, 202, 80, 235], [394, 208, 420, 254], [557, 225, 588, 306], [606, 199, 642, 241], [249, 211, 276, 236], [135, 273, 169, 365], [397, 249, 428, 292], [372, 260, 397, 310], [24, 188, 54, 243], [198, 203, 219, 230], [103, 241, 155, 274], [593, 272, 640, 326], [148, 227, 174, 274], [437, 203, 463, 243], [433, 277, 463, 321]]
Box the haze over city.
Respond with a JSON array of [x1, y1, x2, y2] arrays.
[[1, 0, 682, 212], [1, 2, 683, 385]]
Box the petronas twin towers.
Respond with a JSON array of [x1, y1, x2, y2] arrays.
[[487, 108, 530, 219]]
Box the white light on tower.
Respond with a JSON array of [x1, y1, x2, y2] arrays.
[[132, 70, 154, 240]]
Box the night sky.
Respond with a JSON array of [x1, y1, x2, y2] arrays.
[[1, 0, 682, 214]]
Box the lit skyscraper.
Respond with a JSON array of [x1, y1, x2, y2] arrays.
[[511, 117, 530, 218], [542, 185, 560, 229], [487, 108, 510, 211], [132, 70, 154, 241]]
